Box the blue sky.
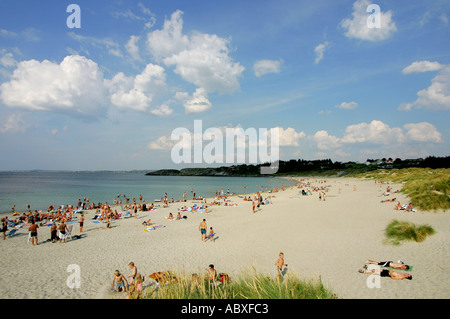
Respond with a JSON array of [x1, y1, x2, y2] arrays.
[[0, 0, 449, 170]]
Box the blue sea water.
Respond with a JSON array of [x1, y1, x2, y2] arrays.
[[0, 171, 294, 214]]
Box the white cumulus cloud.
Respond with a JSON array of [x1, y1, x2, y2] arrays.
[[0, 55, 107, 115], [146, 10, 244, 94], [253, 59, 283, 77], [402, 61, 444, 74], [340, 0, 397, 41], [399, 64, 450, 111]]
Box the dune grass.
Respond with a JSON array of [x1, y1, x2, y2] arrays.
[[385, 220, 436, 246], [350, 168, 450, 212], [138, 269, 338, 299]]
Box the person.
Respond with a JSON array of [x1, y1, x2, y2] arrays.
[[142, 218, 152, 226], [176, 212, 182, 220], [79, 213, 85, 233], [199, 219, 207, 242], [275, 252, 288, 279], [1, 218, 7, 240], [112, 270, 128, 292], [128, 262, 137, 284], [364, 260, 411, 270], [168, 212, 173, 220], [208, 227, 215, 242], [50, 223, 58, 243], [359, 268, 412, 280], [395, 202, 402, 210], [207, 264, 217, 282], [406, 203, 414, 212], [252, 201, 255, 213], [28, 220, 39, 246], [59, 221, 68, 243], [135, 274, 143, 298]]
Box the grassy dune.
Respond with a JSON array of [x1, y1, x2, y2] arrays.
[[350, 168, 450, 212], [136, 270, 338, 299]]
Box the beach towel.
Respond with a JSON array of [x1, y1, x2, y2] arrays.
[[145, 225, 165, 231], [382, 265, 413, 271]]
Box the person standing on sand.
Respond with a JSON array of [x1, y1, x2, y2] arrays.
[[79, 213, 85, 233], [50, 223, 58, 243], [28, 220, 39, 246], [275, 252, 288, 279], [128, 262, 137, 285], [59, 221, 68, 243], [1, 218, 7, 240], [199, 219, 207, 242]]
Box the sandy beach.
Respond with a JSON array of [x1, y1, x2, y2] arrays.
[[0, 176, 449, 299]]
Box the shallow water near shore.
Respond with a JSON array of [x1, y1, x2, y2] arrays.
[[0, 171, 294, 214]]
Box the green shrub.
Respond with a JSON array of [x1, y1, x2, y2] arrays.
[[385, 220, 436, 245]]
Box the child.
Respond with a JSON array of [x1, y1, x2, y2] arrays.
[[135, 274, 143, 298], [275, 252, 288, 280], [208, 227, 215, 242], [111, 270, 128, 292]]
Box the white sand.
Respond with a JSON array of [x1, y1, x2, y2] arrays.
[[0, 176, 449, 299]]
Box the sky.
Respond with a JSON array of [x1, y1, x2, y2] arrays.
[[0, 0, 449, 171]]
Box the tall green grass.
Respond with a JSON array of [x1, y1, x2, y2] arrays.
[[385, 220, 436, 246], [139, 269, 337, 299], [350, 168, 450, 211]]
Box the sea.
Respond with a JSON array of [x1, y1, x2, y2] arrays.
[[0, 171, 295, 214]]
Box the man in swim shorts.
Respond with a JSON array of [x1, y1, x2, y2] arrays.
[[199, 219, 207, 242], [28, 220, 39, 246]]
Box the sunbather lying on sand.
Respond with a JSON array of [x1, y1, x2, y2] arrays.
[[359, 268, 412, 280], [364, 260, 411, 270]]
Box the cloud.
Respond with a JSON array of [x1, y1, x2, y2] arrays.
[[146, 10, 244, 94], [108, 63, 167, 112], [0, 55, 107, 115], [0, 29, 17, 38], [276, 127, 306, 146], [340, 0, 397, 41], [150, 104, 174, 117], [314, 42, 329, 64], [399, 64, 450, 111], [310, 120, 442, 151], [0, 113, 29, 134], [0, 49, 17, 68], [403, 122, 442, 143], [402, 61, 444, 74], [312, 130, 342, 150], [253, 59, 283, 77], [147, 135, 175, 150], [174, 88, 212, 114], [68, 32, 123, 57], [341, 120, 405, 144], [336, 101, 358, 109], [125, 35, 141, 60], [112, 2, 156, 29]]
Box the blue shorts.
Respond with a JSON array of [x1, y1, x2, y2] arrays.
[[201, 229, 206, 234]]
